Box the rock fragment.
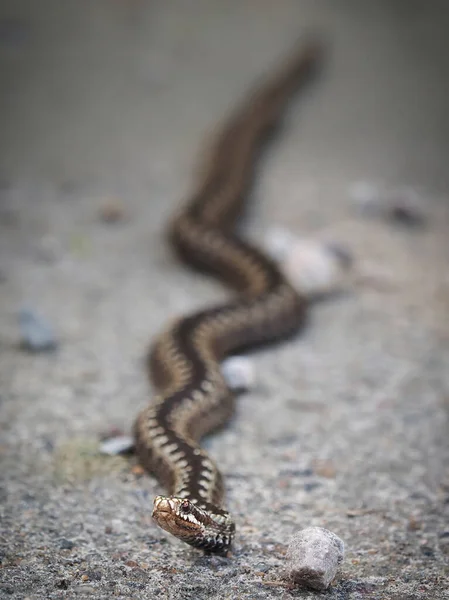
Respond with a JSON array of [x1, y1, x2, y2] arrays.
[[221, 356, 255, 391], [99, 435, 134, 456], [349, 180, 427, 228], [99, 198, 126, 223], [265, 228, 352, 298], [18, 307, 58, 352], [284, 526, 344, 591]]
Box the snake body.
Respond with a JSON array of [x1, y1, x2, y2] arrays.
[[134, 42, 322, 553]]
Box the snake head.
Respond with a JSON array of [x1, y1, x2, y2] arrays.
[[152, 495, 234, 553]]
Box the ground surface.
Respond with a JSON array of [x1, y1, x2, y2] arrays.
[[1, 2, 449, 599]]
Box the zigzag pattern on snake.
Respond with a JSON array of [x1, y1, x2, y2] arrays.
[[134, 41, 322, 553]]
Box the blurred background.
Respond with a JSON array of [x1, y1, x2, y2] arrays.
[[1, 1, 449, 192], [1, 2, 448, 599]]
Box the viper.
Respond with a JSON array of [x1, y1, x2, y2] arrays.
[[134, 40, 323, 553]]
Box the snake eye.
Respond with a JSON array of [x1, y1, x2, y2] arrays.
[[180, 500, 191, 514]]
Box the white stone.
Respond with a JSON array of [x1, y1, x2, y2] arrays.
[[264, 228, 352, 298], [264, 226, 297, 262], [99, 435, 134, 455], [221, 356, 255, 391], [285, 526, 345, 591], [283, 238, 350, 297]]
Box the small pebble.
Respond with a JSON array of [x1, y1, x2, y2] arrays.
[[286, 240, 351, 298], [110, 519, 125, 534], [55, 579, 69, 590], [349, 180, 427, 228], [85, 570, 102, 581], [265, 229, 352, 298], [99, 435, 134, 455], [254, 562, 270, 573], [420, 545, 434, 557], [389, 199, 427, 227], [221, 356, 255, 391], [303, 482, 321, 492], [314, 459, 337, 479], [263, 227, 298, 262], [125, 560, 139, 568], [408, 516, 422, 531], [18, 307, 58, 352], [284, 526, 345, 591], [73, 585, 96, 594], [324, 242, 353, 269], [59, 538, 75, 550], [131, 464, 145, 477], [100, 198, 125, 223], [264, 228, 352, 298]]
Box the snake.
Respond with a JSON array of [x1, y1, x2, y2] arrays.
[[134, 41, 322, 554]]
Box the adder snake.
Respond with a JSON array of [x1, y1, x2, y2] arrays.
[[134, 41, 322, 553]]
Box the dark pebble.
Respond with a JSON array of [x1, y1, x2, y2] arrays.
[[279, 468, 314, 477], [226, 472, 251, 480], [438, 531, 449, 538], [304, 482, 321, 492], [420, 546, 434, 557], [85, 570, 102, 581], [42, 437, 55, 453], [254, 562, 270, 573], [18, 307, 58, 353], [60, 538, 75, 550], [269, 433, 298, 446], [22, 492, 35, 503], [55, 579, 70, 590], [325, 242, 353, 268], [390, 204, 426, 228]]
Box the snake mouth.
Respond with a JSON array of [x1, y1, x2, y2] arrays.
[[152, 496, 179, 533], [152, 496, 175, 517], [152, 496, 202, 539]]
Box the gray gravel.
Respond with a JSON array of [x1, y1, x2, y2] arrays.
[[1, 1, 449, 599]]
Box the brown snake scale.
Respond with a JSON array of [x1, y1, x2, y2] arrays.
[[134, 41, 322, 553]]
